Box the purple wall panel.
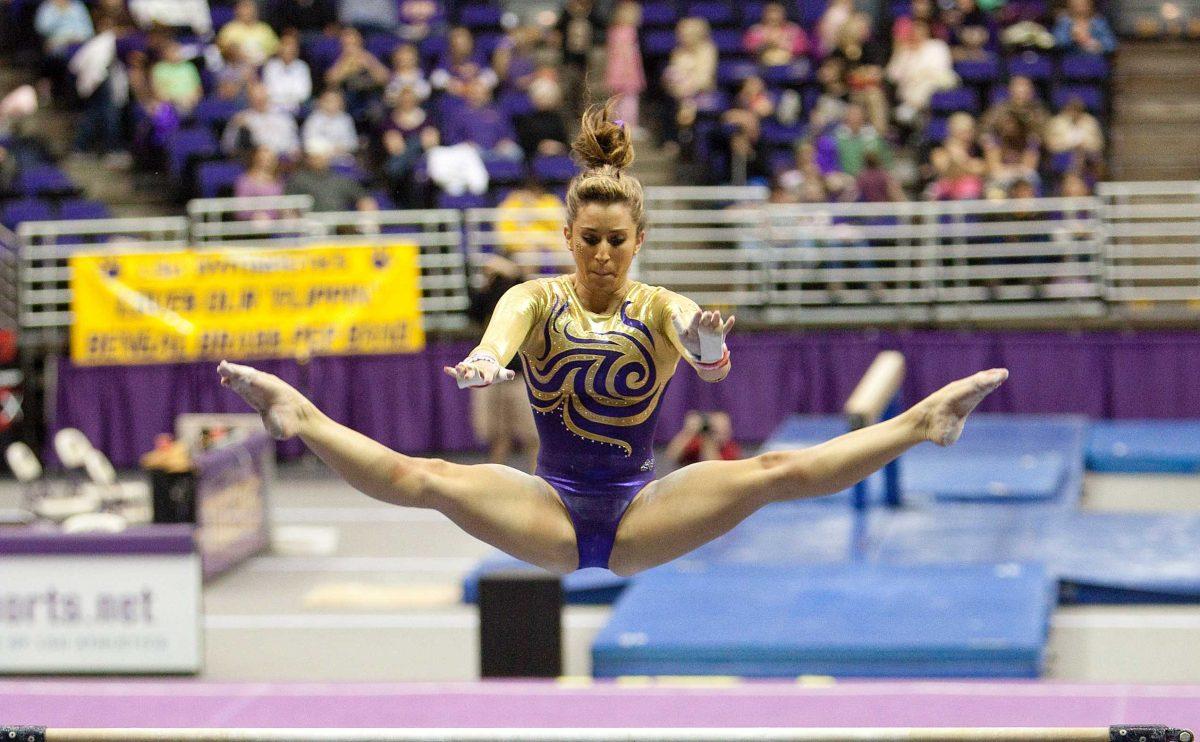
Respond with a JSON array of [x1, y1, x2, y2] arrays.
[[54, 331, 1200, 467]]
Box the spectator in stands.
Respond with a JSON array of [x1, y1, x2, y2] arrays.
[[493, 26, 540, 93], [397, 0, 441, 41], [981, 109, 1040, 193], [262, 33, 312, 114], [211, 43, 257, 104], [943, 0, 997, 60], [324, 27, 389, 119], [222, 82, 301, 158], [269, 0, 338, 36], [828, 12, 890, 134], [1058, 171, 1091, 197], [379, 86, 437, 208], [234, 146, 285, 221], [286, 142, 377, 212], [665, 412, 741, 469], [303, 90, 359, 162], [466, 251, 539, 472], [443, 77, 522, 160], [605, 1, 646, 135], [217, 0, 279, 68], [817, 0, 855, 54], [856, 150, 906, 202], [777, 140, 828, 201], [886, 20, 958, 124], [94, 0, 138, 37], [831, 102, 891, 177], [430, 27, 497, 96], [68, 15, 129, 167], [557, 0, 603, 117], [128, 0, 212, 35], [1053, 0, 1116, 54], [151, 39, 203, 115], [925, 111, 985, 199], [1045, 96, 1103, 155], [743, 2, 809, 65], [663, 18, 717, 142], [34, 0, 94, 59], [515, 75, 570, 157], [385, 44, 431, 105], [722, 75, 775, 184], [496, 178, 565, 257], [982, 75, 1049, 138], [0, 145, 15, 194], [893, 0, 947, 45], [809, 58, 850, 135], [338, 0, 399, 35]]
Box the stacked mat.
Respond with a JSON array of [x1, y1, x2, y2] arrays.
[[1087, 420, 1200, 473], [591, 562, 1054, 678]]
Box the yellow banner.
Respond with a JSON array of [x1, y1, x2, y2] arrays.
[[70, 245, 425, 366]]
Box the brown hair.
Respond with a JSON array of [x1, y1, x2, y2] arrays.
[[566, 101, 646, 234]]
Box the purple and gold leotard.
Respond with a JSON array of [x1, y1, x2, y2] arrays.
[[470, 275, 705, 570]]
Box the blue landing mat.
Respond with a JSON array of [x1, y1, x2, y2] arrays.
[[460, 557, 626, 605], [1087, 420, 1200, 473], [591, 562, 1053, 678], [762, 415, 1086, 506]]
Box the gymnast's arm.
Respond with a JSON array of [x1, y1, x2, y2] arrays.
[[443, 280, 543, 387], [662, 293, 734, 384]]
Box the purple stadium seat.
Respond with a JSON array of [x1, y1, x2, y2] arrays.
[[58, 199, 111, 221], [366, 34, 402, 63], [641, 1, 678, 27], [759, 120, 806, 147], [925, 116, 950, 143], [741, 2, 767, 23], [420, 35, 449, 65], [304, 36, 343, 76], [711, 28, 744, 54], [954, 54, 1001, 84], [436, 192, 489, 210], [795, 0, 827, 28], [761, 61, 811, 86], [1050, 150, 1075, 174], [687, 1, 737, 26], [196, 160, 245, 198], [498, 90, 535, 117], [929, 87, 980, 114], [191, 98, 242, 131], [717, 60, 759, 87], [458, 4, 504, 28], [1, 198, 54, 229], [1006, 51, 1053, 80], [476, 32, 505, 59], [695, 90, 732, 116], [210, 4, 235, 31], [531, 154, 578, 183], [642, 29, 677, 57], [332, 162, 370, 183], [1060, 53, 1109, 81], [1052, 84, 1104, 113], [16, 165, 77, 196], [988, 83, 1011, 105], [484, 158, 526, 184], [768, 149, 794, 176], [168, 127, 219, 180]]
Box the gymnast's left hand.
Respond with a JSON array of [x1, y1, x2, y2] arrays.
[[673, 309, 736, 364], [443, 354, 515, 389]]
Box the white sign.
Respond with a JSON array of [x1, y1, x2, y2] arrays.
[[0, 554, 202, 673]]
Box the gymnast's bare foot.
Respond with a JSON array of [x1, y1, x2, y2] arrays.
[[217, 361, 313, 440], [911, 368, 1009, 447]]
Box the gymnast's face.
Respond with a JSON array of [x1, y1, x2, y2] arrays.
[[565, 202, 644, 292]]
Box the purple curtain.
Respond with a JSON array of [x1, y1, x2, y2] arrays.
[[54, 331, 1200, 467]]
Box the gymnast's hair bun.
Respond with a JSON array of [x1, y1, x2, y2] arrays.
[[572, 100, 636, 172]]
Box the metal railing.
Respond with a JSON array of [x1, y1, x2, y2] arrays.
[[0, 224, 20, 331], [8, 183, 1199, 346]]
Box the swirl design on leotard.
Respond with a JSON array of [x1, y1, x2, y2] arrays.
[[523, 299, 666, 455]]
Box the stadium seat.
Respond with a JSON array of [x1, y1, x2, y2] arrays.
[[641, 1, 678, 27], [929, 87, 980, 114], [210, 4, 235, 31], [1, 198, 54, 229], [1053, 85, 1104, 113], [1006, 51, 1053, 80], [717, 60, 759, 87], [476, 32, 506, 59], [954, 54, 1001, 84], [484, 158, 526, 185], [531, 154, 577, 183], [191, 98, 242, 132], [1060, 53, 1109, 81], [925, 116, 950, 143], [741, 2, 767, 23], [498, 90, 535, 117], [761, 61, 811, 86], [760, 120, 806, 147], [458, 4, 504, 28], [419, 34, 449, 65], [436, 192, 489, 209], [687, 1, 737, 26], [712, 28, 745, 54], [304, 36, 343, 76], [196, 160, 245, 198], [366, 34, 402, 63], [168, 127, 219, 180], [331, 162, 370, 183], [16, 165, 77, 197], [58, 199, 111, 221], [642, 29, 677, 57]]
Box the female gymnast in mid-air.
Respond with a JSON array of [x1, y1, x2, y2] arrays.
[[218, 104, 1008, 576]]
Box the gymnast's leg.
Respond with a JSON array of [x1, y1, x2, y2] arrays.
[[607, 368, 1008, 576], [217, 362, 579, 573]]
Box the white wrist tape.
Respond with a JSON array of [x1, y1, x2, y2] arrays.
[[699, 331, 725, 364], [457, 353, 499, 389]]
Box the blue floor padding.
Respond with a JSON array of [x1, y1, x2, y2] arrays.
[[1087, 420, 1200, 473], [592, 562, 1053, 678]]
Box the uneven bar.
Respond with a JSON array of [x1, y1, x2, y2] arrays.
[[5, 726, 1189, 742], [844, 350, 907, 429]]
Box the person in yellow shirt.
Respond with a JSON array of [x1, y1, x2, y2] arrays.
[[217, 0, 279, 67], [496, 179, 565, 272]]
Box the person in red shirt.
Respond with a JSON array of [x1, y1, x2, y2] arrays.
[[665, 411, 742, 468]]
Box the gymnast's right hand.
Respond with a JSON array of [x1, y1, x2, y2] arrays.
[[442, 353, 516, 389]]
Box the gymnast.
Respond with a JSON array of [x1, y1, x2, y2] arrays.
[[218, 103, 1008, 576]]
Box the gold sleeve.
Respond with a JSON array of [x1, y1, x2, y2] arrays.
[[657, 289, 702, 367], [470, 280, 546, 365]]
